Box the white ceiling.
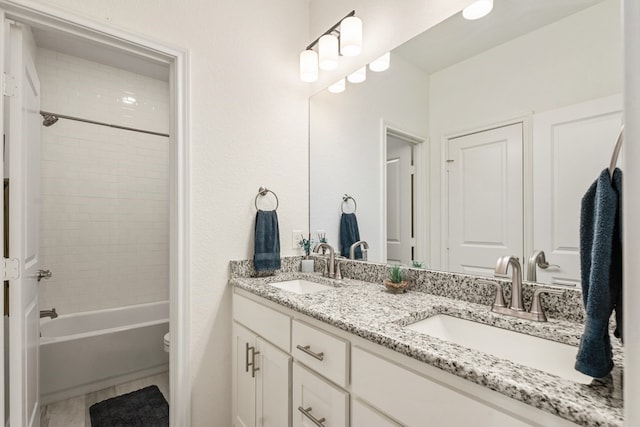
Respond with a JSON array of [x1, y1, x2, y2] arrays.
[[32, 27, 170, 82], [394, 0, 606, 74]]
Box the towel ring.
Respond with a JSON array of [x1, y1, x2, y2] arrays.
[[341, 194, 357, 214], [255, 187, 279, 211], [609, 125, 624, 181]]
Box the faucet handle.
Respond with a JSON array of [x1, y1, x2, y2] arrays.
[[478, 279, 506, 309], [529, 287, 564, 322]]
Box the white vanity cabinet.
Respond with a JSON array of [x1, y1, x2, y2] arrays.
[[233, 295, 292, 427], [232, 289, 580, 427]]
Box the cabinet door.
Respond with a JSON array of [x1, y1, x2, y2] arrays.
[[293, 363, 349, 427], [256, 337, 292, 427], [233, 323, 257, 427]]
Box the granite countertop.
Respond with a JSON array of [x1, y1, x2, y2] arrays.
[[230, 271, 623, 427]]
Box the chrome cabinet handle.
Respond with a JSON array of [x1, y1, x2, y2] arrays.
[[37, 269, 52, 282], [245, 342, 251, 373], [298, 406, 326, 426], [296, 344, 324, 361], [251, 347, 260, 378], [245, 343, 260, 377]]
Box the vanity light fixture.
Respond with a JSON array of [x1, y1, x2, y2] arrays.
[[299, 10, 362, 82], [299, 49, 319, 82], [347, 66, 367, 83], [340, 16, 363, 57], [369, 52, 390, 72], [462, 0, 494, 20], [319, 34, 339, 71], [328, 78, 346, 94]]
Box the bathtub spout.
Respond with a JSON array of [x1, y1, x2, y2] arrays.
[[40, 308, 58, 319]]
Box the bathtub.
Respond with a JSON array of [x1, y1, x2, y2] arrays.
[[40, 300, 169, 404]]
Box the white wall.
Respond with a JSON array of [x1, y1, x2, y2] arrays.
[[15, 0, 310, 424], [36, 48, 171, 314], [310, 54, 429, 261], [428, 0, 622, 268]]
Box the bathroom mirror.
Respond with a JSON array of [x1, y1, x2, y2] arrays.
[[309, 0, 622, 285]]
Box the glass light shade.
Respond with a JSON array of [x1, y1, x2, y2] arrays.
[[340, 16, 362, 57], [318, 34, 339, 71], [369, 52, 391, 72], [462, 0, 494, 20], [347, 66, 366, 84], [299, 50, 318, 82], [328, 78, 346, 94]]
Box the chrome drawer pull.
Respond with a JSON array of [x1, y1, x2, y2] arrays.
[[296, 344, 325, 361], [245, 343, 260, 377], [245, 342, 250, 373], [298, 406, 326, 426]]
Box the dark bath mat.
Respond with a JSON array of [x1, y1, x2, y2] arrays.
[[90, 385, 169, 427]]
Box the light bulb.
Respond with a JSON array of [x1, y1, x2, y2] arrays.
[[347, 66, 366, 84], [318, 34, 339, 71], [369, 52, 390, 72], [328, 78, 346, 94], [340, 16, 362, 57], [462, 0, 494, 20], [299, 50, 318, 82]]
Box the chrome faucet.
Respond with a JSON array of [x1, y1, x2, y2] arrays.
[[526, 250, 560, 282], [349, 240, 369, 261], [495, 256, 525, 311], [40, 308, 58, 319], [491, 255, 564, 322], [313, 243, 342, 279]]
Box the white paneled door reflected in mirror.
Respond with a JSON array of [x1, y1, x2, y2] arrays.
[[309, 0, 623, 286]]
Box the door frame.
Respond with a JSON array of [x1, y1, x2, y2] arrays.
[[0, 2, 191, 426], [440, 114, 532, 271], [380, 121, 428, 265]]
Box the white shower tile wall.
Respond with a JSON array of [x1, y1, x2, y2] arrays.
[[36, 48, 170, 314]]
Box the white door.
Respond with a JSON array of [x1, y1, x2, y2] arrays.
[[447, 123, 523, 276], [386, 135, 413, 265], [233, 322, 257, 427], [7, 23, 42, 427], [532, 95, 623, 285], [255, 337, 290, 427]]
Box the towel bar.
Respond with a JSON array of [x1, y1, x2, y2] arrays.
[[255, 187, 279, 210], [341, 194, 357, 213]]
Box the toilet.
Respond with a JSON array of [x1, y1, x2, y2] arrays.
[[163, 332, 170, 352]]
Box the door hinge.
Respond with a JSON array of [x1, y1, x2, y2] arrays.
[[3, 73, 16, 97], [410, 165, 417, 174], [3, 258, 19, 280]]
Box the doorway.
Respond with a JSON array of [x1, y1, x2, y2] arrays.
[[384, 127, 426, 266], [0, 6, 189, 427]]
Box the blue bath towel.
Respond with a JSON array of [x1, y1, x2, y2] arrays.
[[254, 210, 281, 272], [575, 168, 622, 378], [340, 213, 362, 259]]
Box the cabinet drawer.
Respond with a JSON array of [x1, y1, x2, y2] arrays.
[[292, 320, 349, 387], [352, 347, 529, 427], [234, 294, 291, 352], [293, 363, 349, 427], [352, 399, 401, 427]]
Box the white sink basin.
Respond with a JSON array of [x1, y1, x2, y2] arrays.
[[268, 279, 333, 295], [405, 314, 592, 384]]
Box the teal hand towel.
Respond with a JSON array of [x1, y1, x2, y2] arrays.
[[575, 168, 622, 378], [254, 210, 281, 272]]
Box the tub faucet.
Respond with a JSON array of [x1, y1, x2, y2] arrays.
[[492, 256, 564, 322], [349, 240, 369, 261], [40, 308, 58, 319]]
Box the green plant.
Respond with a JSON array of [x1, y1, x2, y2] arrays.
[[298, 234, 314, 258], [388, 265, 404, 284], [411, 260, 424, 269]]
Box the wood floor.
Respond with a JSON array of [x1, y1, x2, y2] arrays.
[[40, 372, 169, 427]]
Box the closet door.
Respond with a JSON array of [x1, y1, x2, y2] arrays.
[[447, 123, 523, 276], [532, 95, 622, 286]]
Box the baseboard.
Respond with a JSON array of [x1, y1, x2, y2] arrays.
[[40, 363, 169, 406]]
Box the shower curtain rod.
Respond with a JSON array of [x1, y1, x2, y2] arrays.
[[39, 110, 170, 137]]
